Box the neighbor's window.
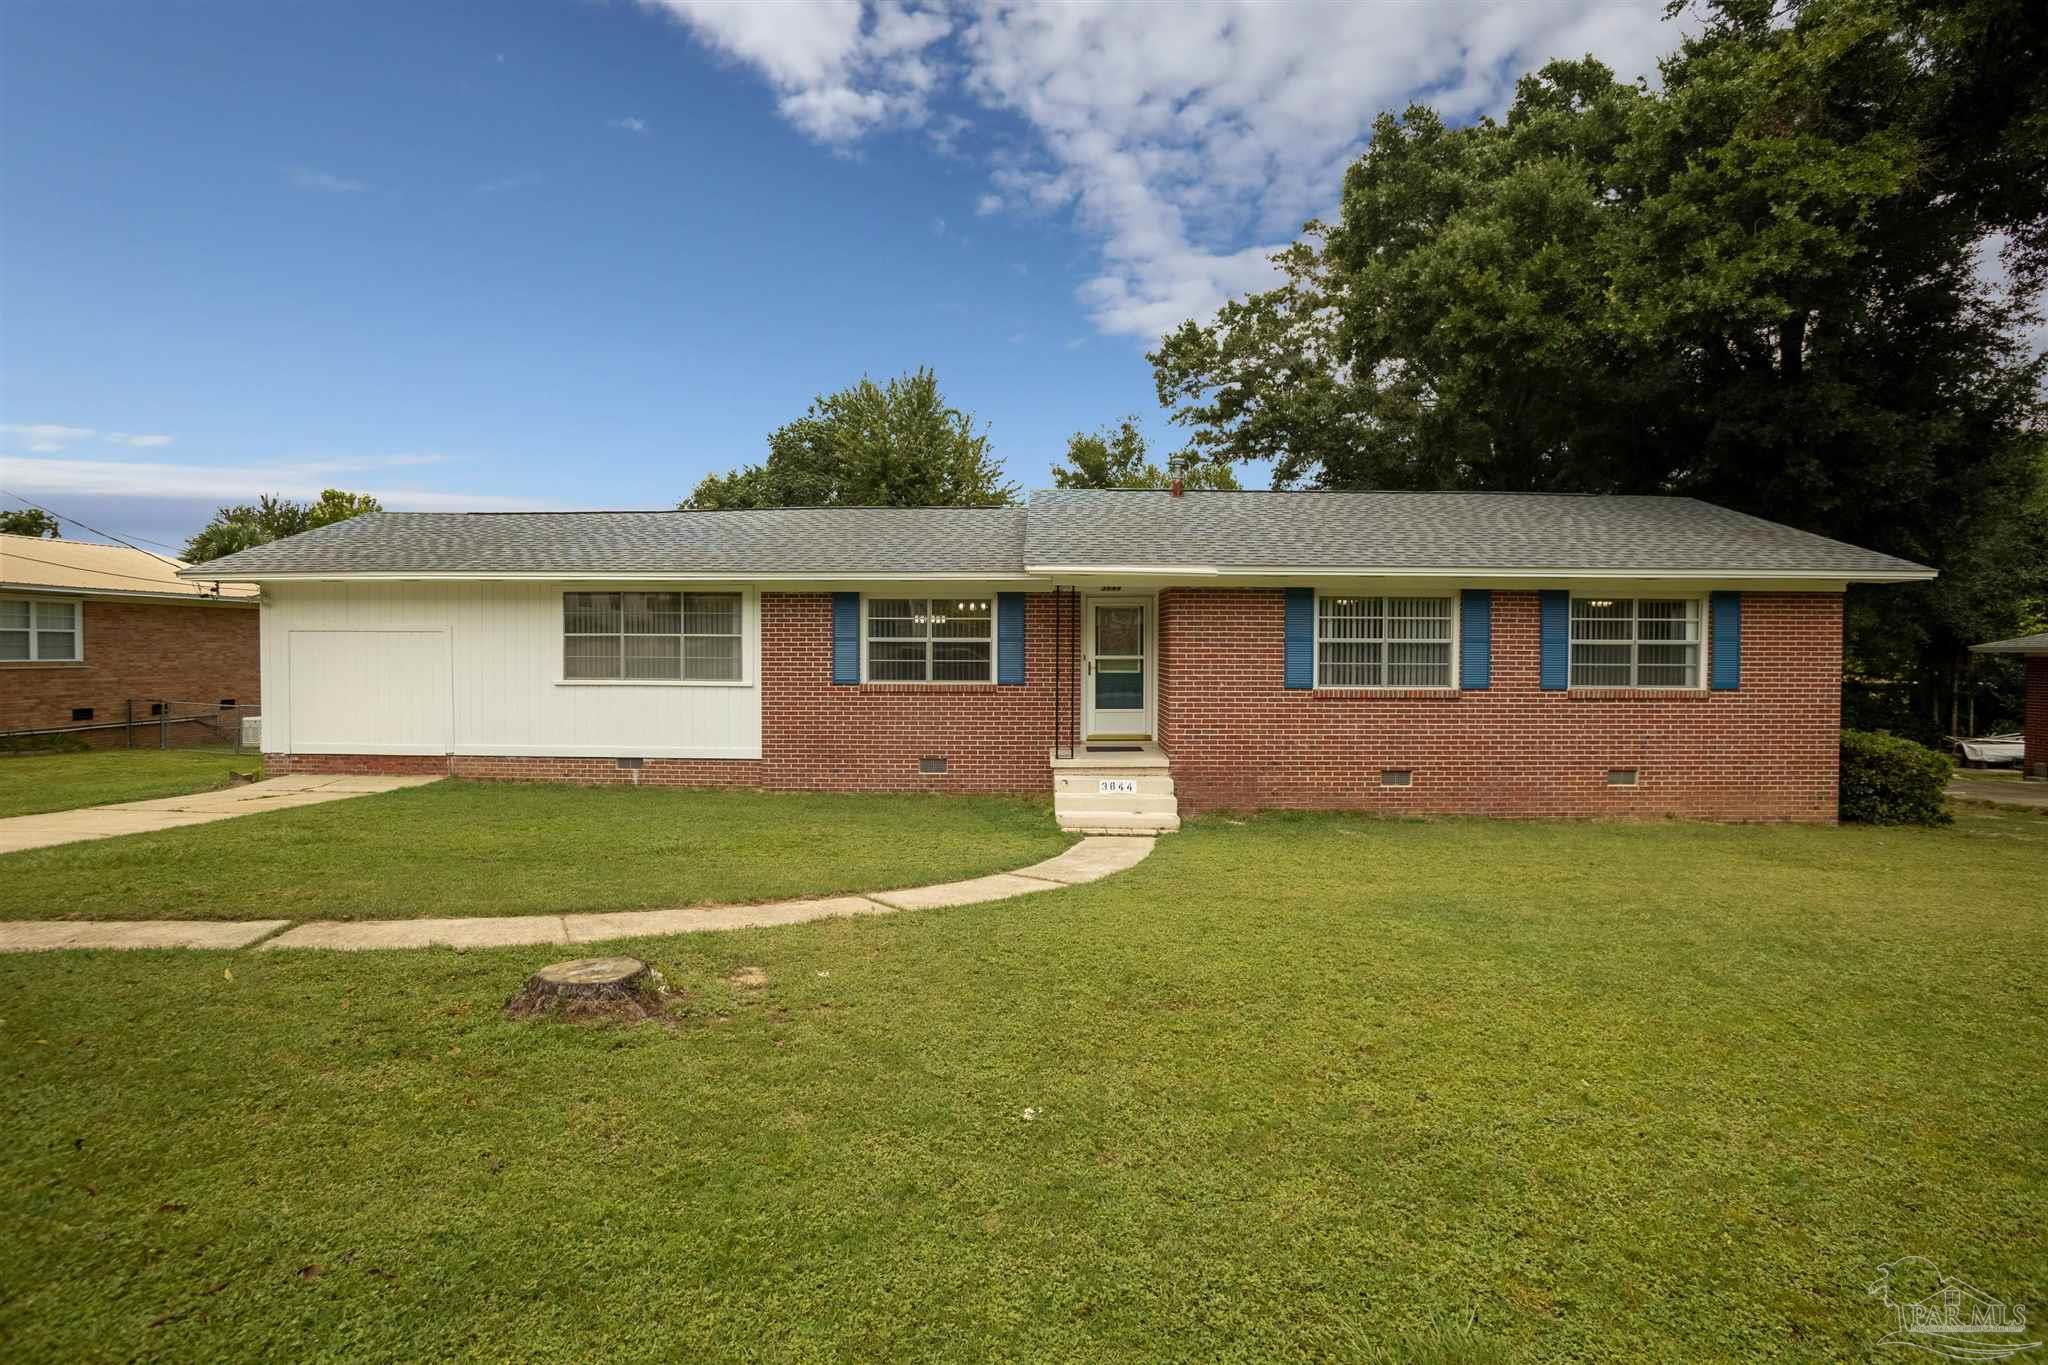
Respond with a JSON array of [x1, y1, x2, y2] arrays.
[[1316, 595, 1453, 688], [562, 591, 741, 681], [0, 598, 80, 663], [866, 597, 993, 683], [1569, 597, 1701, 688]]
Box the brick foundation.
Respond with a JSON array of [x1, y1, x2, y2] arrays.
[[1157, 588, 1842, 821], [1, 598, 258, 744]]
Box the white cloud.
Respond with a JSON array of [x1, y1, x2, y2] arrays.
[[1, 425, 173, 452], [610, 116, 650, 134], [646, 0, 1688, 339], [290, 167, 367, 193], [931, 215, 947, 236], [638, 0, 951, 142], [2, 424, 98, 452], [1, 455, 547, 512]]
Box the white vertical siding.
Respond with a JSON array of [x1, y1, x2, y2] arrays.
[[260, 582, 763, 759]]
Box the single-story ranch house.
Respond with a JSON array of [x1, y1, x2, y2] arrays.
[[3, 532, 259, 747], [182, 489, 1933, 830]]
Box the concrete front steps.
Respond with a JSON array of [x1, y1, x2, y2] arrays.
[[1051, 741, 1181, 834]]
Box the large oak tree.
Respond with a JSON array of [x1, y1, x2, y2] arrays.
[[1150, 0, 2047, 735]]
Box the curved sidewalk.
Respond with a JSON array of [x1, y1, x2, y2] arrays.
[[0, 836, 1156, 954]]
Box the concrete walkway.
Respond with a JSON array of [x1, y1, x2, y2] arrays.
[[1949, 776, 2048, 809], [0, 774, 442, 855], [0, 835, 1156, 953]]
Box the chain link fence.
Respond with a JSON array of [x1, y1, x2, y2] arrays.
[[0, 700, 261, 753]]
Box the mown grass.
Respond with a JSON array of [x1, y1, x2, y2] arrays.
[[0, 746, 259, 819], [2, 806, 2042, 1361], [0, 781, 1072, 921]]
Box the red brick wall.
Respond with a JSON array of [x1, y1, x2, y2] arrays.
[[268, 592, 1078, 793], [2027, 655, 2047, 776], [1157, 588, 1843, 821], [1, 598, 258, 745]]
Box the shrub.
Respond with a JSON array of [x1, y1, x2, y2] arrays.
[[1840, 729, 1952, 825]]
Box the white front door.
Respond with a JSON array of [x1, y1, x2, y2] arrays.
[[1083, 596, 1153, 739]]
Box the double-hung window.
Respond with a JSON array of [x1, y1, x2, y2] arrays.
[[1569, 597, 1701, 688], [0, 598, 80, 662], [562, 591, 742, 681], [1316, 595, 1454, 688], [866, 597, 993, 683]]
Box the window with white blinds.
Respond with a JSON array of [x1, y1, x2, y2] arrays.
[[1315, 595, 1454, 688], [1568, 597, 1701, 688], [865, 597, 994, 683], [562, 591, 741, 681]]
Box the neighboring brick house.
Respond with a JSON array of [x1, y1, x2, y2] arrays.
[[2, 533, 259, 747], [1970, 632, 2048, 780], [181, 491, 1933, 828]]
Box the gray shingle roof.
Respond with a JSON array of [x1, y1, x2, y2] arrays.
[[1971, 631, 2048, 654], [181, 508, 1028, 578], [1022, 490, 1932, 576], [178, 492, 1932, 581]]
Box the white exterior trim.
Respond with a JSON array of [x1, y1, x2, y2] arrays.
[[1027, 565, 1931, 584], [0, 582, 256, 606], [197, 570, 1046, 586], [189, 566, 1933, 587]]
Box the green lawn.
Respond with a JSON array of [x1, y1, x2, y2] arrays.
[[0, 746, 260, 819], [2, 807, 2043, 1361], [0, 780, 1072, 922]]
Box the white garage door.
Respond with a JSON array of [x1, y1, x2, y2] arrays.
[[288, 630, 451, 754]]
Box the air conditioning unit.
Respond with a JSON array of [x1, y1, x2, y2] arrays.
[[240, 715, 263, 748]]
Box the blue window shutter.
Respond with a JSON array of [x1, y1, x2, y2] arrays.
[[1539, 591, 1569, 691], [1710, 592, 1742, 690], [996, 592, 1026, 685], [1284, 588, 1314, 689], [1459, 590, 1492, 690], [831, 593, 860, 685]]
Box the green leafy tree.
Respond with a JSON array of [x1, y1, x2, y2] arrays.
[[1051, 418, 1240, 490], [182, 489, 383, 563], [0, 508, 61, 538], [687, 369, 1017, 509], [1150, 0, 2048, 733]]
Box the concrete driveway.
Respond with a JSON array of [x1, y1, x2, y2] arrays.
[[0, 774, 441, 855], [1947, 776, 2048, 810]]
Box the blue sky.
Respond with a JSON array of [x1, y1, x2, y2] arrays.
[[1, 1, 1684, 551]]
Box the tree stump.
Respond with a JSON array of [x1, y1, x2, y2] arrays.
[[504, 956, 667, 1022]]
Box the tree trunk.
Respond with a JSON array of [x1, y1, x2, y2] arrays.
[[1780, 311, 1807, 382]]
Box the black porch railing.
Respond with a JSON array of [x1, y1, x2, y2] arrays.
[[1051, 585, 1078, 760]]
